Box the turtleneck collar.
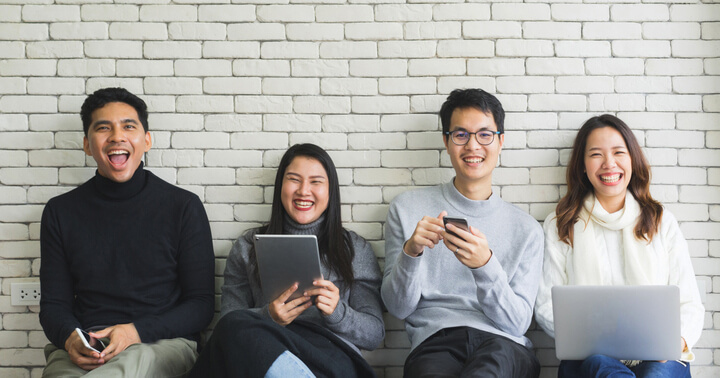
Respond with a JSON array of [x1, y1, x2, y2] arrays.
[[441, 177, 501, 217], [283, 212, 325, 236], [93, 161, 147, 201]]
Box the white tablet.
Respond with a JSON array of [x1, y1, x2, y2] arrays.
[[253, 234, 324, 302]]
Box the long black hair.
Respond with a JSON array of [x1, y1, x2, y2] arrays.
[[248, 143, 355, 286]]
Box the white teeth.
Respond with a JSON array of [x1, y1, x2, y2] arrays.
[[600, 174, 621, 183], [108, 150, 129, 155], [295, 200, 313, 207], [463, 157, 484, 163]]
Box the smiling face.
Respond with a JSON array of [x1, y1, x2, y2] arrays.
[[83, 102, 152, 183], [584, 126, 633, 212], [444, 107, 504, 199], [280, 156, 330, 225]]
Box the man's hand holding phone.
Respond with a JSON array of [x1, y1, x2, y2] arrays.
[[403, 211, 448, 257], [442, 216, 493, 269], [66, 328, 106, 370]]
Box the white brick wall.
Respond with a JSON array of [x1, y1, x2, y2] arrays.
[[1, 1, 718, 376]]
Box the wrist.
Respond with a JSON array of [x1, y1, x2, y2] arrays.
[[402, 240, 422, 257]]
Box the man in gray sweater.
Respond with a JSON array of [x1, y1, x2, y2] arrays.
[[382, 89, 543, 377]]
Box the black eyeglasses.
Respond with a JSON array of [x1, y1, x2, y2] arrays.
[[444, 130, 501, 146]]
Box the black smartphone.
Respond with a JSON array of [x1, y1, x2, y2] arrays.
[[443, 216, 469, 239]]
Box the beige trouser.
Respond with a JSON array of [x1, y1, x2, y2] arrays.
[[42, 337, 198, 378]]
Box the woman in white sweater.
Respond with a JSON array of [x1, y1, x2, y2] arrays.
[[535, 114, 704, 377]]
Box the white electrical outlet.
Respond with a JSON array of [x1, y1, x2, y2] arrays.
[[11, 282, 41, 306]]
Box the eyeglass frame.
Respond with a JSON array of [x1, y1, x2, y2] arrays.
[[444, 129, 502, 146]]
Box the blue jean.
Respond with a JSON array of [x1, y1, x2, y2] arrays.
[[265, 351, 315, 378], [559, 354, 691, 378]]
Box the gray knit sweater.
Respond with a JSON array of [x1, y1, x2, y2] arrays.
[[382, 180, 544, 350], [221, 214, 385, 352]]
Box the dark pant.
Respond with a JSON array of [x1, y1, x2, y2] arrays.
[[559, 354, 691, 378], [188, 309, 375, 378], [404, 327, 540, 378]]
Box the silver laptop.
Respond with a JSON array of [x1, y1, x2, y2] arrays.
[[552, 285, 680, 361], [254, 234, 323, 302]]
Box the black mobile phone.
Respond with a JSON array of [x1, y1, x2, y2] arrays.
[[443, 216, 469, 239]]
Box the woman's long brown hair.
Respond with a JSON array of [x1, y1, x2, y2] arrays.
[[555, 114, 663, 246]]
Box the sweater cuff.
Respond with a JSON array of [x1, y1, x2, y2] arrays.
[[323, 300, 347, 325], [470, 252, 503, 283], [398, 245, 423, 273]]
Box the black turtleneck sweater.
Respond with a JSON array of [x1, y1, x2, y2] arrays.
[[39, 163, 215, 349]]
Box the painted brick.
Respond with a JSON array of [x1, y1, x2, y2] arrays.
[[496, 40, 554, 57], [50, 22, 107, 40], [168, 23, 225, 40], [327, 151, 381, 168], [407, 132, 444, 150], [202, 77, 261, 95], [286, 24, 344, 42], [378, 41, 435, 58], [673, 41, 720, 58], [527, 130, 577, 149], [26, 41, 83, 59], [555, 41, 611, 58], [172, 132, 229, 149], [175, 59, 231, 77], [147, 114, 203, 132], [551, 4, 609, 21], [0, 60, 56, 77], [289, 132, 348, 150], [233, 60, 290, 77], [493, 3, 550, 21], [264, 114, 321, 132], [229, 132, 288, 150], [0, 114, 28, 132], [350, 60, 407, 77], [589, 94, 645, 111], [556, 76, 613, 94], [381, 150, 438, 168], [205, 115, 262, 132], [321, 78, 377, 96], [81, 5, 138, 21], [257, 5, 314, 22], [703, 23, 720, 40], [109, 22, 168, 40], [261, 42, 319, 59], [375, 5, 432, 22], [116, 60, 173, 77], [263, 78, 319, 95], [583, 22, 641, 40], [467, 58, 525, 76], [528, 95, 586, 112], [437, 40, 493, 58], [0, 151, 27, 167], [405, 22, 460, 40], [586, 58, 644, 75], [206, 186, 264, 204], [670, 4, 720, 22], [291, 60, 348, 77], [653, 167, 707, 185], [437, 77, 494, 94], [198, 5, 255, 22], [463, 21, 521, 39], [293, 96, 350, 114], [144, 77, 202, 95], [615, 76, 672, 93], [524, 22, 581, 40], [646, 59, 703, 76], [616, 112, 675, 130], [346, 23, 404, 40], [647, 95, 702, 112], [409, 58, 465, 76], [139, 5, 197, 22], [227, 23, 285, 41], [0, 77, 25, 95], [674, 76, 720, 94], [679, 150, 720, 167], [176, 96, 233, 113], [85, 40, 142, 58], [497, 76, 554, 94], [177, 168, 235, 185], [530, 167, 565, 185], [613, 40, 671, 58], [316, 5, 373, 22], [0, 24, 47, 41], [26, 78, 84, 95], [147, 150, 203, 167], [202, 42, 259, 59], [86, 77, 143, 94], [204, 150, 263, 167], [0, 5, 20, 22], [506, 113, 557, 130], [320, 41, 377, 59], [352, 96, 409, 114], [433, 4, 490, 21], [644, 22, 700, 40], [0, 96, 57, 113], [502, 185, 559, 203], [235, 96, 293, 114], [378, 78, 435, 95], [348, 132, 405, 150], [611, 5, 669, 22], [0, 42, 24, 59]]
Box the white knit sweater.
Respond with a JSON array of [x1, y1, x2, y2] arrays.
[[535, 208, 705, 361]]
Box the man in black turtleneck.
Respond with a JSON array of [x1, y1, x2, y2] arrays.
[[39, 87, 215, 377]]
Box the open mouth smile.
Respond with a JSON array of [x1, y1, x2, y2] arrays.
[[107, 150, 130, 166], [293, 200, 314, 211], [599, 173, 622, 184]]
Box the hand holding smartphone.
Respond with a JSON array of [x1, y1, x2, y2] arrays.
[[75, 328, 106, 353], [443, 216, 469, 240]]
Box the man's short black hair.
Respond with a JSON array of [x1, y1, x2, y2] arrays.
[[439, 88, 505, 135], [80, 87, 149, 136]]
